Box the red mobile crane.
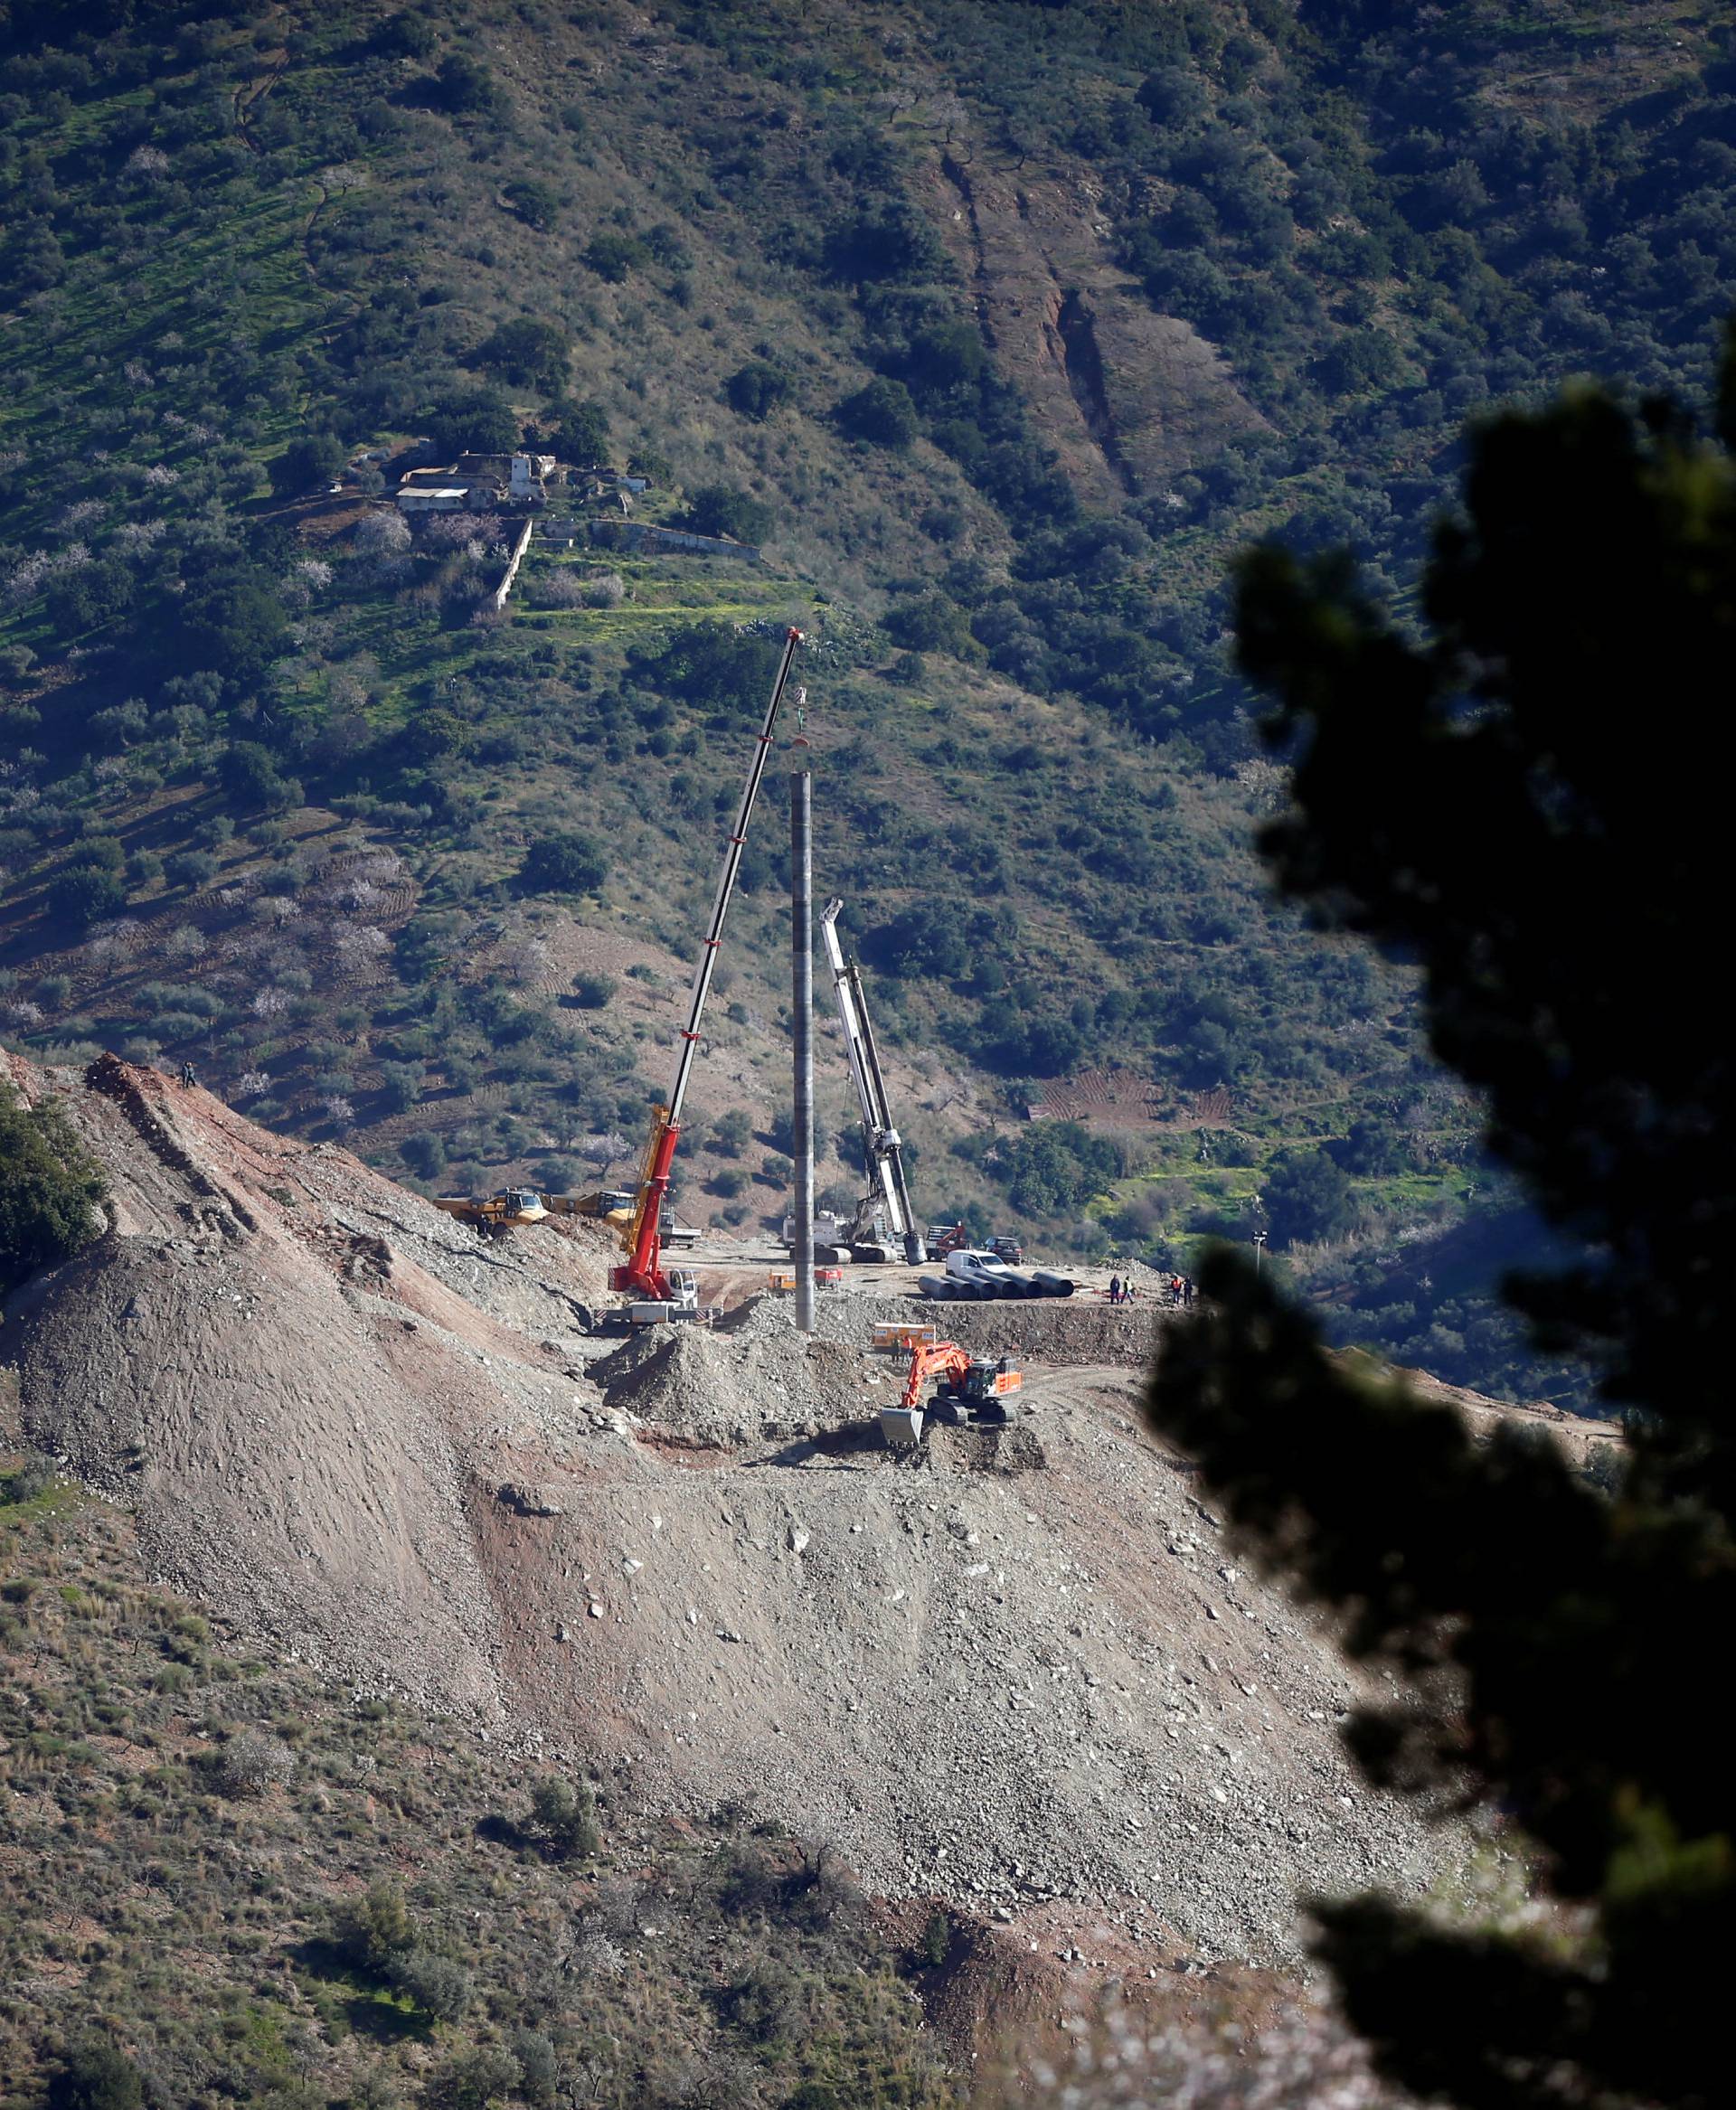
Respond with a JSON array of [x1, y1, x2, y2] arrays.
[[610, 624, 806, 1326]]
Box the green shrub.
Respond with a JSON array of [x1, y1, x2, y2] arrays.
[[1316, 327, 1403, 396], [883, 595, 976, 657], [380, 1061, 426, 1113], [386, 1947, 473, 2022], [725, 361, 793, 419], [682, 485, 774, 544], [525, 1774, 600, 1860], [471, 316, 570, 391], [836, 376, 919, 448], [719, 1959, 804, 2044], [165, 849, 220, 890], [710, 1108, 751, 1158], [552, 397, 610, 462], [425, 384, 519, 459], [502, 179, 561, 230], [272, 430, 346, 496], [990, 1122, 1123, 1217], [432, 53, 503, 116], [423, 2045, 518, 2109], [200, 1729, 295, 1798], [374, 11, 436, 57], [45, 865, 125, 927], [2, 1455, 57, 1505], [175, 564, 288, 686], [401, 1131, 448, 1180], [333, 1879, 414, 1973], [584, 231, 649, 282], [218, 741, 299, 812], [571, 972, 616, 1008], [69, 834, 125, 872], [0, 1085, 107, 1293], [517, 833, 607, 896], [48, 2037, 142, 2110], [508, 2029, 557, 2105], [1263, 1147, 1356, 1248]]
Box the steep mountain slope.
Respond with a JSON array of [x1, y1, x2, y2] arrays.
[[0, 1046, 1527, 1977], [2, 0, 1731, 1398], [0, 1490, 968, 2110]]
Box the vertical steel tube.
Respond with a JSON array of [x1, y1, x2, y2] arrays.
[[791, 768, 816, 1333]]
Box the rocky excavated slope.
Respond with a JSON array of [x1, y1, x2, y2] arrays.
[[2, 1049, 1566, 1972]]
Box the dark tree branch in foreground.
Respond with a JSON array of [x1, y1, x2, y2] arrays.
[[1148, 334, 1736, 2110]]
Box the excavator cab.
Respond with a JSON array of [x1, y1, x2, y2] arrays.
[[937, 1355, 1021, 1424]]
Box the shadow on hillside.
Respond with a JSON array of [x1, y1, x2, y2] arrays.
[[291, 1936, 433, 2043]]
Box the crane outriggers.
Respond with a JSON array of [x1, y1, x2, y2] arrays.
[[610, 625, 806, 1326]]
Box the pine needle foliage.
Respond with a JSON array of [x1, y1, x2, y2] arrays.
[[1148, 334, 1736, 2110]]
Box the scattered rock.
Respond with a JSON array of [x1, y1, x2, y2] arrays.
[[499, 1483, 565, 1517]]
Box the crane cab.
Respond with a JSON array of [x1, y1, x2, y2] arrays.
[[623, 1269, 703, 1329]]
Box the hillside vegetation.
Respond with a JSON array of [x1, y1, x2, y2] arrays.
[[0, 1466, 958, 2110], [2, 0, 1731, 1399]]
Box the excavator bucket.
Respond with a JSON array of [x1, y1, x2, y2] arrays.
[[879, 1404, 926, 1446]]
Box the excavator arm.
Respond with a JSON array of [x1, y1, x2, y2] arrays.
[[901, 1339, 970, 1412]]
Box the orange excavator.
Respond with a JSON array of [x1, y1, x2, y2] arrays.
[[879, 1338, 1023, 1446], [610, 625, 806, 1326]]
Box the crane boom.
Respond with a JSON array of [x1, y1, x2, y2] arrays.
[[613, 624, 806, 1310], [819, 898, 924, 1266]]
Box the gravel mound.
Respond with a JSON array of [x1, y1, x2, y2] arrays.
[[731, 1289, 1167, 1369], [595, 1320, 878, 1446]]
